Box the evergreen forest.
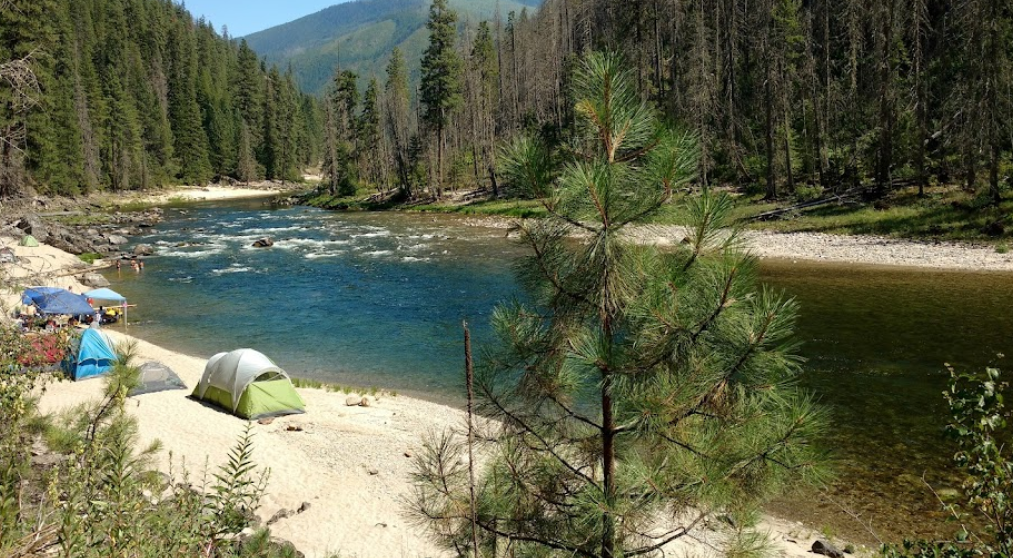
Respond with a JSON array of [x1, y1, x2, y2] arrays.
[[307, 0, 1013, 221], [4, 0, 1012, 214], [0, 0, 320, 199]]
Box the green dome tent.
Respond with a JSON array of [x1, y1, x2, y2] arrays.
[[192, 349, 305, 419], [20, 235, 38, 247]]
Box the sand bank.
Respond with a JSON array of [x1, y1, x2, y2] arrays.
[[631, 225, 1013, 272], [2, 238, 830, 558], [134, 183, 298, 204], [465, 216, 1013, 272]]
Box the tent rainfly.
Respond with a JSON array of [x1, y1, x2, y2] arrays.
[[64, 328, 117, 381], [20, 235, 38, 247], [129, 361, 187, 396], [192, 349, 305, 419]]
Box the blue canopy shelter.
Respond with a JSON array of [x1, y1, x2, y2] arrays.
[[84, 287, 129, 325], [22, 287, 94, 316], [83, 288, 126, 303], [64, 328, 117, 381]]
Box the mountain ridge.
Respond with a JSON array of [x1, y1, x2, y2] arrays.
[[245, 0, 542, 95]]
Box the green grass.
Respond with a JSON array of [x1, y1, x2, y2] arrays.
[[307, 183, 1013, 244], [289, 377, 397, 397], [412, 198, 548, 218], [78, 252, 103, 264], [733, 186, 1013, 243]]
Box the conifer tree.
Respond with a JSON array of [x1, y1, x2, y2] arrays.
[[385, 47, 414, 198], [410, 52, 825, 558], [236, 117, 257, 184], [322, 67, 359, 195], [470, 21, 498, 195], [420, 0, 463, 197], [167, 16, 211, 185], [358, 77, 382, 189]]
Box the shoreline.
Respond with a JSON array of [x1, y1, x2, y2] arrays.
[[1, 237, 835, 558], [458, 215, 1013, 272], [129, 182, 306, 204]]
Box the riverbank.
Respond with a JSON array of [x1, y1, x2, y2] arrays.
[[132, 181, 307, 205], [306, 186, 1013, 272], [0, 236, 837, 558], [451, 216, 1013, 272], [630, 225, 1013, 272]]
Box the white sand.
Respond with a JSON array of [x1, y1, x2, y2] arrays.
[[468, 216, 1013, 272], [135, 184, 291, 204], [2, 237, 832, 558], [629, 224, 1013, 272]]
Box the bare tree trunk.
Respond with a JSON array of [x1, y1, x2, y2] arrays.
[[464, 322, 480, 558], [875, 0, 897, 193], [601, 372, 616, 558], [764, 41, 777, 199]]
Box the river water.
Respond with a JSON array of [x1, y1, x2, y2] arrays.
[[103, 198, 1013, 543]]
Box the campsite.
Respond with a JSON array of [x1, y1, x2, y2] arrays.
[[5, 0, 1013, 555]]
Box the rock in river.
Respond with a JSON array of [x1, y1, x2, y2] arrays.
[[134, 244, 154, 256], [252, 237, 274, 248]]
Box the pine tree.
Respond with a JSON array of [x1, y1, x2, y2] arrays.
[[25, 0, 87, 195], [322, 67, 359, 195], [167, 13, 211, 185], [385, 48, 414, 198], [470, 21, 499, 195], [358, 78, 382, 189], [236, 117, 257, 184], [410, 52, 825, 558], [420, 0, 463, 197]]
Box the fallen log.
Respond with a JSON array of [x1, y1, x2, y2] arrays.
[[752, 189, 864, 221]]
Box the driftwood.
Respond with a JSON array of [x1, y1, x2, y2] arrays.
[[752, 187, 866, 221]]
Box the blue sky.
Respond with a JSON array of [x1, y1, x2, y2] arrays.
[[178, 0, 351, 37]]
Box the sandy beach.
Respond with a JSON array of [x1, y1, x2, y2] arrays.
[[132, 182, 302, 204], [465, 216, 1013, 272], [0, 235, 837, 558], [630, 224, 1013, 272]]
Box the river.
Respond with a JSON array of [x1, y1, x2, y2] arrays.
[[102, 198, 1013, 543]]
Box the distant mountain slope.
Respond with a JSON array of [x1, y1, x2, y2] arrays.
[[245, 0, 542, 95]]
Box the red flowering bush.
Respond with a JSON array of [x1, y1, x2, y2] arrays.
[[14, 331, 70, 368]]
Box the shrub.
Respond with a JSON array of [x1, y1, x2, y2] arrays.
[[78, 252, 103, 264], [795, 184, 825, 202], [882, 361, 1013, 558], [0, 342, 281, 557]]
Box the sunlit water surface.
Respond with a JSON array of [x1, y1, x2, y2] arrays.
[[104, 199, 1013, 542]]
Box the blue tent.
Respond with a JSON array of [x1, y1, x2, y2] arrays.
[[22, 287, 94, 316], [83, 288, 126, 303], [64, 328, 117, 381]]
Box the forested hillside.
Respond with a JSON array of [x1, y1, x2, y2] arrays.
[[0, 0, 320, 199], [311, 0, 1013, 223], [246, 0, 542, 95], [504, 0, 1013, 202]]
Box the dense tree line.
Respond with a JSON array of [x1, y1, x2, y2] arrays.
[[317, 0, 503, 200], [0, 0, 320, 198], [317, 0, 1011, 204], [498, 0, 1013, 202]]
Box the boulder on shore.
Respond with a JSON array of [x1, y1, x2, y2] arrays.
[[81, 273, 110, 288], [16, 215, 48, 242], [107, 235, 129, 246], [812, 539, 845, 558], [252, 237, 274, 248]]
